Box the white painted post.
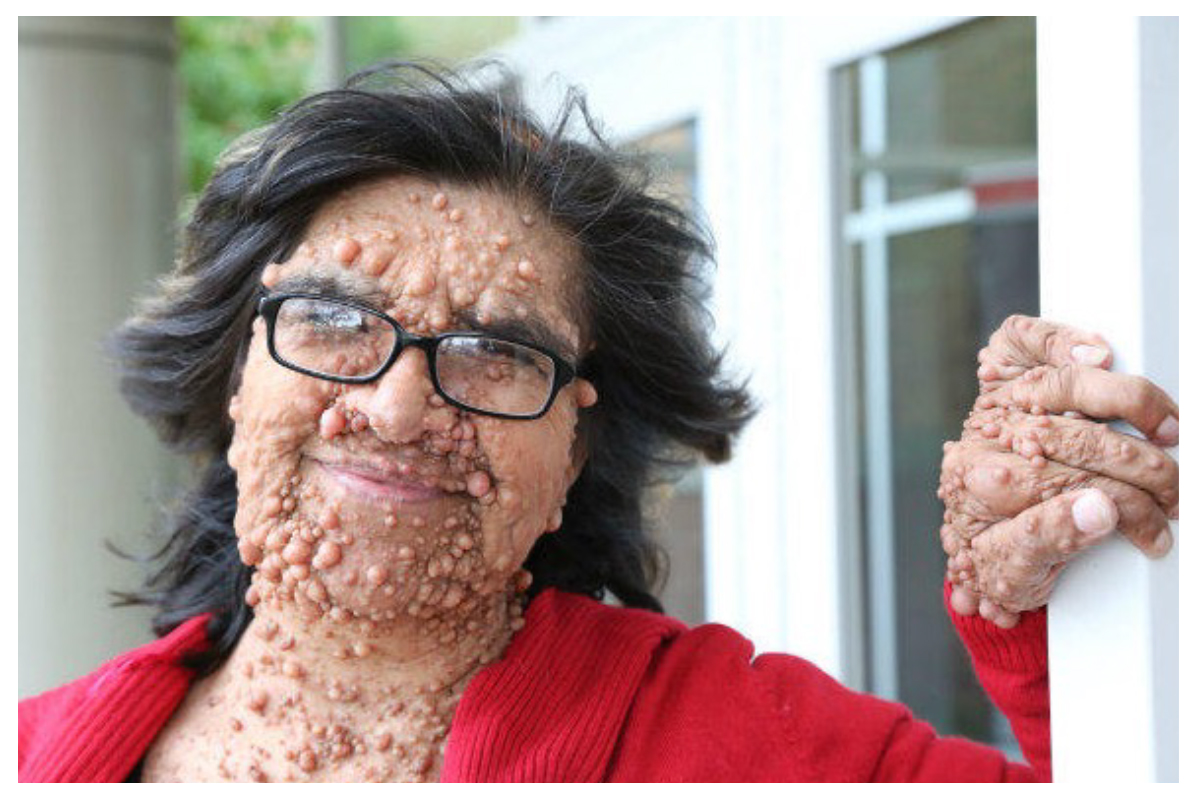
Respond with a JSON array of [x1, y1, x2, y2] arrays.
[[1037, 17, 1178, 782]]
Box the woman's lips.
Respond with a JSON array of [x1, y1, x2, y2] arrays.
[[314, 459, 447, 503]]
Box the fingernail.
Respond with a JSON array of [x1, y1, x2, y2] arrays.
[[1154, 415, 1178, 446], [1153, 527, 1173, 557], [1072, 490, 1118, 535], [1071, 344, 1108, 366]]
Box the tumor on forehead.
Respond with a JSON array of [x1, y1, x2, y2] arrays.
[[286, 175, 590, 351]]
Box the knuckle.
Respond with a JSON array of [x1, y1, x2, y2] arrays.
[[1057, 423, 1105, 469], [1041, 329, 1062, 362], [1035, 364, 1076, 408], [1055, 362, 1081, 390], [1032, 469, 1075, 503], [994, 315, 1027, 351], [1003, 313, 1031, 335]]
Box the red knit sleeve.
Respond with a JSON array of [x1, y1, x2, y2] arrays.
[[942, 580, 1051, 780], [607, 616, 1045, 781], [864, 583, 1050, 781]]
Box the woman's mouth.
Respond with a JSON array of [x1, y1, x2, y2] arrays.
[[313, 458, 449, 504]]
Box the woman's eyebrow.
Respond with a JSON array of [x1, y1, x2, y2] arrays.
[[271, 271, 389, 307], [455, 308, 578, 362]]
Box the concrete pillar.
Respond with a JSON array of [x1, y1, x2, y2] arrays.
[[312, 16, 346, 90], [19, 17, 179, 698]]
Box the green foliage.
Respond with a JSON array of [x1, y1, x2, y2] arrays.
[[178, 17, 316, 195], [177, 17, 518, 197], [343, 17, 518, 74], [344, 17, 413, 74]]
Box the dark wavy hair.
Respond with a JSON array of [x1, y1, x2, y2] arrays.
[[111, 62, 754, 672]]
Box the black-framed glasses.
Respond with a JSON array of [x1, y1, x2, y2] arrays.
[[257, 292, 577, 420]]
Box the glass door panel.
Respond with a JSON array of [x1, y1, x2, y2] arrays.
[[836, 16, 1038, 748]]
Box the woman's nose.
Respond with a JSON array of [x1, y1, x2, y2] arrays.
[[354, 347, 446, 443]]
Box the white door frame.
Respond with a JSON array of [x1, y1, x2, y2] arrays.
[[501, 15, 1178, 779], [1037, 16, 1178, 782], [499, 16, 968, 688]]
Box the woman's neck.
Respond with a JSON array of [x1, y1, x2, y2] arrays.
[[201, 576, 525, 782]]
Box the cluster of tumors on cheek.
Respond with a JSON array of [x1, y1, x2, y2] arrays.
[[231, 392, 532, 630], [222, 393, 536, 781], [206, 184, 578, 781], [240, 184, 566, 623]]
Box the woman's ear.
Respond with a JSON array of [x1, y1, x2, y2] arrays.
[[568, 429, 589, 487], [567, 379, 599, 486]]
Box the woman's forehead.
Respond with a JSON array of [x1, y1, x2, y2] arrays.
[[276, 175, 584, 350]]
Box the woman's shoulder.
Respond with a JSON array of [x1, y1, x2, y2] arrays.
[[521, 587, 828, 684], [524, 588, 689, 643], [454, 589, 884, 781], [19, 615, 211, 783]]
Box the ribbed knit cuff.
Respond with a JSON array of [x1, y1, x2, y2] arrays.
[[943, 580, 1048, 674]]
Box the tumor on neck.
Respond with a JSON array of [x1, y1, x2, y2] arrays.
[[143, 571, 528, 782]]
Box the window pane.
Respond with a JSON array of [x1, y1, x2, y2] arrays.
[[843, 17, 1037, 206], [886, 224, 1021, 743], [837, 17, 1039, 751], [629, 120, 706, 625]]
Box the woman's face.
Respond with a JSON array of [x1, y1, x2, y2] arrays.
[[227, 175, 595, 627]]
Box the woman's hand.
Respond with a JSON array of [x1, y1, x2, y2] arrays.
[[939, 315, 1179, 627]]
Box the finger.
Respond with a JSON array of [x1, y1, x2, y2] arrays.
[[943, 440, 1088, 520], [942, 443, 1173, 558], [965, 407, 1178, 515], [948, 573, 1032, 628], [978, 597, 1021, 629], [949, 582, 980, 616], [967, 488, 1120, 612], [1086, 475, 1174, 558], [977, 315, 1112, 384], [950, 559, 1062, 624], [977, 364, 1179, 446]]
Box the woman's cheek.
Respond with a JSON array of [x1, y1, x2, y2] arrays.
[[473, 407, 578, 566], [229, 344, 335, 554]]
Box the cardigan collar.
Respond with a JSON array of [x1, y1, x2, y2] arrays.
[[442, 590, 684, 781], [20, 591, 682, 782], [19, 615, 211, 782]]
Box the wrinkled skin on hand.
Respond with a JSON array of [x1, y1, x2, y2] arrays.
[[938, 315, 1179, 627]]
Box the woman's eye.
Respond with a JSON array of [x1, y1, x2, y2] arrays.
[[308, 306, 366, 331], [479, 338, 518, 358]]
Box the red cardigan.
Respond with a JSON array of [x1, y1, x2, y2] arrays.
[[18, 585, 1049, 782]]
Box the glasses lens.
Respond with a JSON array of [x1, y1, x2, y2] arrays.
[[436, 336, 556, 416], [273, 297, 394, 378]]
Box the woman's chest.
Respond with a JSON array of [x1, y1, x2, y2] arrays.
[[140, 681, 448, 782]]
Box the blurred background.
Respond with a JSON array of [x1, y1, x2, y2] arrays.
[[20, 16, 1046, 754]]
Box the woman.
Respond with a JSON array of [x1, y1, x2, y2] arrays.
[[18, 64, 1179, 782]]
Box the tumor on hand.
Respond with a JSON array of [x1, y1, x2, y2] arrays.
[[938, 316, 1178, 627]]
